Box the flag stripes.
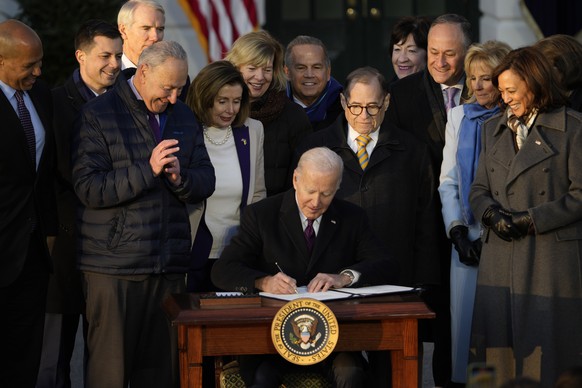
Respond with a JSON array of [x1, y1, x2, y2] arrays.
[[179, 0, 262, 62]]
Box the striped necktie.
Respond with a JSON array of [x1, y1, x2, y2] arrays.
[[355, 134, 372, 170], [15, 90, 36, 165]]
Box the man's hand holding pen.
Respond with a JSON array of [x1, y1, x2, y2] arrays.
[[254, 261, 353, 294], [255, 272, 298, 294]]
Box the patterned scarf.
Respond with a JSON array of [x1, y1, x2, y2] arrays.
[[506, 107, 538, 150], [457, 103, 500, 225]]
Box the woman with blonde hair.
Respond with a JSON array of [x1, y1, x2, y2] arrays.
[[438, 40, 511, 385], [185, 60, 266, 292], [226, 30, 312, 196]]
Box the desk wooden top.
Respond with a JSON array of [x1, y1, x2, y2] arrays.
[[164, 293, 435, 326]]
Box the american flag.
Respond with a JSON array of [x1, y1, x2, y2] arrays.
[[179, 0, 265, 62]]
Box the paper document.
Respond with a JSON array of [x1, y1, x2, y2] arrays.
[[259, 284, 414, 301]]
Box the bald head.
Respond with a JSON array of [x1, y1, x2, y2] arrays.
[[0, 19, 43, 90]]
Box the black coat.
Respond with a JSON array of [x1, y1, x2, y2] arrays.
[[0, 80, 56, 287], [251, 90, 312, 196], [388, 70, 452, 169], [386, 70, 469, 283], [298, 115, 442, 287], [212, 189, 398, 293], [48, 73, 87, 313]]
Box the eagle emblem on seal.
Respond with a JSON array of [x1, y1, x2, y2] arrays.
[[291, 314, 322, 349]]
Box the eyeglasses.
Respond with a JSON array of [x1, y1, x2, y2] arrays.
[[345, 102, 383, 116]]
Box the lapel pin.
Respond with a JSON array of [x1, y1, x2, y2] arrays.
[[331, 220, 336, 224], [241, 138, 247, 145], [535, 140, 541, 145]]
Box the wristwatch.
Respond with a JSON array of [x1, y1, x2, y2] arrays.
[[340, 270, 355, 287]]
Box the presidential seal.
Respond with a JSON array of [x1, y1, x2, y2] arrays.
[[271, 298, 339, 365]]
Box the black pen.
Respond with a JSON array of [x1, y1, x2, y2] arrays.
[[275, 261, 299, 294]]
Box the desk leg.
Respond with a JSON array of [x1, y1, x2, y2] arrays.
[[391, 319, 420, 388], [180, 326, 203, 388]]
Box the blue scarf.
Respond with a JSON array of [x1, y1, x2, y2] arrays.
[[287, 77, 343, 125], [457, 103, 499, 225]]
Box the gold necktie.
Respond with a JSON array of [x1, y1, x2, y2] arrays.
[[355, 134, 372, 170]]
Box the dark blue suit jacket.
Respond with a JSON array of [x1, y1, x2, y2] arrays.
[[211, 189, 398, 293], [0, 79, 56, 286]]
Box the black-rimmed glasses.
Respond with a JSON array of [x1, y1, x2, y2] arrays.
[[346, 102, 383, 116]]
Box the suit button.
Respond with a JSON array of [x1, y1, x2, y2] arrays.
[[539, 190, 545, 195], [542, 167, 549, 172], [490, 168, 495, 172], [494, 191, 499, 196]]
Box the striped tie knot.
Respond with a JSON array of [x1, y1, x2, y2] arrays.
[[355, 134, 372, 170]]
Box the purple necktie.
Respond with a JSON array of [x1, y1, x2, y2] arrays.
[[148, 111, 161, 143], [305, 219, 315, 254], [15, 90, 36, 165], [445, 87, 459, 112]]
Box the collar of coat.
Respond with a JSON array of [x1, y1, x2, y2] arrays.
[[324, 114, 406, 152], [493, 106, 569, 136]]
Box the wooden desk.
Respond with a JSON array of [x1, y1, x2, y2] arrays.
[[163, 293, 434, 388]]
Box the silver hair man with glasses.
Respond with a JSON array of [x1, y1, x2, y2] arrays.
[[297, 65, 442, 386]]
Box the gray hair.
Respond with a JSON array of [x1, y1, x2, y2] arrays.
[[118, 0, 165, 27], [344, 66, 388, 99], [138, 40, 187, 68], [285, 35, 330, 68], [296, 147, 343, 189], [431, 13, 472, 50]]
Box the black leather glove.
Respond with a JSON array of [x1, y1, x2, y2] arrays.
[[512, 211, 533, 237], [449, 225, 480, 266], [482, 206, 522, 241]]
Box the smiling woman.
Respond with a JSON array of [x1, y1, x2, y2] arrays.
[[226, 31, 312, 196], [468, 47, 581, 386], [389, 16, 431, 81], [185, 60, 266, 293], [438, 39, 511, 385]]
